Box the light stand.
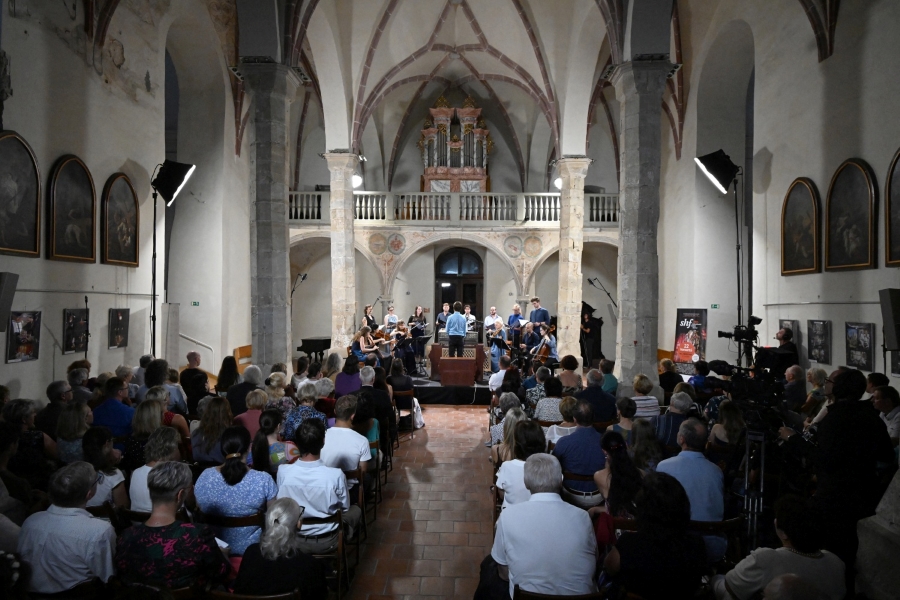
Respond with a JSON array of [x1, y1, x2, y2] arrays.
[[151, 188, 159, 356]]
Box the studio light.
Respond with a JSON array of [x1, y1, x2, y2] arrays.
[[694, 150, 739, 194], [151, 159, 196, 206], [351, 174, 363, 189], [553, 177, 562, 190]]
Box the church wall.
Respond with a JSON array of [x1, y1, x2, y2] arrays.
[[390, 247, 436, 328], [585, 113, 620, 193], [290, 247, 333, 349], [660, 0, 900, 374], [484, 250, 519, 321], [533, 252, 560, 315]]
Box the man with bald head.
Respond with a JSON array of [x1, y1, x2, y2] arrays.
[[782, 365, 807, 413], [179, 351, 203, 387]]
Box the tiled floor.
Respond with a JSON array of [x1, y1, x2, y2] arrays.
[[346, 405, 493, 600]]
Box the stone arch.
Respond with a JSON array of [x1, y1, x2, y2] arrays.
[[525, 238, 619, 293], [385, 233, 524, 298], [306, 2, 352, 149], [289, 231, 385, 292]]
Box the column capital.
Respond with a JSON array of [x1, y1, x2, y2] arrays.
[[556, 156, 592, 181], [240, 62, 303, 98], [610, 60, 672, 97], [323, 152, 360, 174]]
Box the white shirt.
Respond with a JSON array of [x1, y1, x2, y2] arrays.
[[86, 469, 125, 508], [292, 374, 309, 390], [495, 459, 530, 508], [276, 460, 349, 535], [880, 406, 900, 440], [546, 424, 577, 445], [489, 369, 508, 392], [465, 313, 477, 331], [129, 465, 152, 512], [484, 314, 504, 332], [18, 505, 116, 593], [723, 547, 845, 600], [320, 426, 371, 485], [492, 493, 598, 598]]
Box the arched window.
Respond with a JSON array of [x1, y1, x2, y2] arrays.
[[435, 248, 483, 323]]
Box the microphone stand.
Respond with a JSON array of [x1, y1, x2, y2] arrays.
[[589, 277, 617, 309], [83, 295, 90, 359]]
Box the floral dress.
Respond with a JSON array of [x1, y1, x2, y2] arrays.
[[194, 468, 277, 555], [282, 405, 328, 442]]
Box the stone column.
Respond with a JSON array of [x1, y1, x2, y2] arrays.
[[325, 153, 360, 352], [243, 64, 301, 375], [556, 157, 591, 371], [611, 61, 671, 396]]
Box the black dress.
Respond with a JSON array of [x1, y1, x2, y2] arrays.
[[658, 371, 683, 394], [233, 542, 327, 599]]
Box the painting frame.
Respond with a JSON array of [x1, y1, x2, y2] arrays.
[[781, 177, 820, 275], [807, 319, 831, 365], [101, 172, 139, 267], [825, 158, 877, 271], [48, 154, 96, 263], [0, 130, 41, 258], [62, 308, 89, 355], [845, 322, 875, 372], [6, 311, 41, 363], [885, 146, 900, 267], [108, 308, 130, 349]]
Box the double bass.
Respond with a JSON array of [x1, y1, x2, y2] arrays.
[[532, 324, 557, 364]]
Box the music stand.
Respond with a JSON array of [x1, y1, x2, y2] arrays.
[[412, 334, 430, 377]]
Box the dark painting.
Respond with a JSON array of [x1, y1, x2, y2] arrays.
[[102, 173, 139, 266], [781, 178, 819, 275], [886, 147, 900, 267], [845, 322, 874, 371], [891, 351, 900, 377], [49, 155, 95, 262], [807, 320, 831, 364], [825, 159, 876, 270], [6, 311, 41, 363], [0, 131, 40, 257], [63, 308, 89, 355], [108, 308, 129, 349]]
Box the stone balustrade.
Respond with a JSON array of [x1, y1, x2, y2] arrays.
[[287, 191, 619, 228]]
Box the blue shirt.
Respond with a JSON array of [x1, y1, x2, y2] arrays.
[[601, 373, 618, 395], [91, 398, 135, 438], [529, 307, 550, 327], [552, 426, 606, 492], [446, 312, 467, 336], [194, 468, 277, 555], [657, 451, 723, 522]]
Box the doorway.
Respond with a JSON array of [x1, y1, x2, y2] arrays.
[[435, 248, 483, 321]]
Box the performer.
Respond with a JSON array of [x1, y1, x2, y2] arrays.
[[435, 302, 451, 342], [507, 304, 524, 349], [483, 306, 503, 342], [383, 305, 399, 334], [529, 297, 550, 330], [392, 321, 417, 375], [463, 305, 477, 332], [519, 322, 540, 355], [580, 312, 604, 368], [445, 302, 467, 357], [351, 326, 385, 365], [408, 305, 428, 359], [530, 324, 559, 369], [488, 326, 507, 373], [361, 304, 378, 331]]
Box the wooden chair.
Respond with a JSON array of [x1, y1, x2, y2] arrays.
[[233, 346, 252, 375], [612, 515, 745, 564], [343, 467, 366, 563], [208, 590, 301, 600], [513, 584, 604, 599], [368, 439, 383, 508], [302, 509, 350, 599], [393, 389, 416, 444], [592, 418, 619, 433], [537, 420, 562, 429]]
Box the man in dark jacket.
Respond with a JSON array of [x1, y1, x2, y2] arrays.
[[226, 364, 262, 417], [35, 381, 72, 440], [575, 370, 617, 422]]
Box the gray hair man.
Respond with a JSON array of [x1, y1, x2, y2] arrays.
[[359, 366, 376, 386], [783, 365, 807, 414], [358, 366, 395, 445], [574, 369, 618, 422], [486, 453, 597, 598], [17, 462, 116, 594], [226, 364, 263, 418], [651, 391, 693, 447], [314, 377, 335, 399], [67, 368, 92, 404], [35, 380, 73, 440]]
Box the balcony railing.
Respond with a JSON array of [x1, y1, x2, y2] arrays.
[[288, 191, 619, 227]]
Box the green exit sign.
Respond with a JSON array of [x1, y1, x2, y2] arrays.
[[191, 301, 200, 306], [711, 304, 719, 309]]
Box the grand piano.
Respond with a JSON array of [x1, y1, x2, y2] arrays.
[[297, 337, 331, 363]]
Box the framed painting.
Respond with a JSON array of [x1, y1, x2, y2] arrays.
[[825, 158, 877, 271], [781, 177, 819, 275], [62, 308, 89, 355], [0, 131, 41, 257], [845, 322, 874, 371], [6, 311, 41, 363], [807, 320, 831, 364], [101, 173, 139, 266], [48, 154, 96, 262], [886, 146, 900, 267], [108, 308, 130, 349]]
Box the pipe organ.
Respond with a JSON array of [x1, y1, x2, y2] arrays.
[[418, 96, 492, 192]]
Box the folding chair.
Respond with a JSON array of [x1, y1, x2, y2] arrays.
[[302, 509, 350, 599]]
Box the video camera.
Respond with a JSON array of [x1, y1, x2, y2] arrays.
[[705, 359, 786, 435], [717, 315, 763, 342]]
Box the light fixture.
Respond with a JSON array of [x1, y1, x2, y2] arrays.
[[694, 150, 739, 194], [351, 174, 363, 189], [151, 159, 196, 206], [553, 177, 562, 190], [441, 282, 451, 288]]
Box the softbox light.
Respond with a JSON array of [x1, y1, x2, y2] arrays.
[[151, 160, 196, 206], [694, 150, 739, 194]]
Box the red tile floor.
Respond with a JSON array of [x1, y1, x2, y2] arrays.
[[346, 405, 493, 600]]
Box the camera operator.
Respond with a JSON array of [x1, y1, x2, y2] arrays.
[[771, 328, 799, 380], [777, 368, 894, 592]]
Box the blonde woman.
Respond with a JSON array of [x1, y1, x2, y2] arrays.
[[491, 407, 527, 466], [709, 400, 746, 446], [264, 372, 295, 416], [801, 367, 829, 421], [122, 400, 163, 472], [546, 396, 578, 445], [658, 358, 682, 394], [631, 374, 661, 418], [145, 386, 191, 450], [56, 402, 92, 464], [191, 397, 233, 463]]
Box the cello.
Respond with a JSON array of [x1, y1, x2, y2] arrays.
[[532, 324, 557, 364]]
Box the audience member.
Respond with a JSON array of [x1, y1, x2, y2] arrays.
[[525, 366, 550, 416], [546, 396, 578, 445], [2, 400, 56, 490], [872, 385, 900, 446], [68, 368, 93, 404], [91, 377, 135, 440], [629, 418, 664, 472], [783, 365, 807, 414], [115, 365, 140, 400], [575, 369, 618, 422], [35, 380, 72, 440], [320, 395, 371, 494], [491, 393, 523, 446], [688, 360, 714, 395], [232, 497, 328, 599], [56, 402, 92, 464], [264, 372, 294, 416], [773, 328, 800, 379], [129, 427, 181, 512], [143, 386, 191, 447], [138, 359, 187, 414], [500, 367, 526, 407], [335, 356, 362, 399], [321, 352, 343, 382], [658, 358, 683, 394], [233, 389, 266, 438], [533, 377, 564, 422], [600, 359, 618, 395], [489, 355, 513, 394], [608, 397, 636, 443], [865, 372, 889, 399], [87, 372, 115, 409], [179, 352, 203, 387], [121, 400, 163, 472], [491, 407, 527, 466], [709, 399, 746, 447], [184, 371, 212, 415], [558, 355, 583, 394], [115, 461, 229, 588], [653, 391, 692, 447], [592, 430, 642, 518], [481, 454, 597, 599], [552, 401, 605, 508], [763, 574, 828, 600], [131, 354, 153, 388], [314, 377, 337, 419], [657, 418, 726, 561], [496, 421, 546, 508], [358, 366, 396, 447], [17, 462, 116, 595], [0, 423, 48, 516], [276, 419, 362, 554], [521, 359, 543, 391], [249, 409, 299, 474], [192, 397, 233, 463], [291, 356, 310, 391], [82, 426, 128, 509], [215, 355, 242, 396], [307, 361, 322, 381], [631, 374, 661, 418], [226, 364, 261, 418], [603, 472, 707, 598], [194, 427, 276, 556]]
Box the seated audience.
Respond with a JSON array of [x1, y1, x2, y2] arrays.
[[184, 371, 212, 416], [552, 400, 605, 508], [115, 461, 229, 588], [191, 397, 233, 464], [872, 385, 900, 446], [115, 365, 140, 400], [492, 407, 527, 465], [351, 394, 380, 465], [68, 368, 93, 405], [782, 365, 807, 414], [491, 393, 524, 446], [291, 356, 310, 391], [631, 374, 661, 418], [387, 359, 414, 392], [179, 351, 204, 388], [320, 395, 371, 495], [132, 354, 153, 388], [489, 355, 513, 395], [496, 421, 546, 508], [800, 367, 828, 420], [194, 427, 276, 556], [137, 359, 187, 414], [592, 430, 641, 518], [658, 418, 726, 561], [233, 389, 266, 438], [608, 397, 637, 444], [358, 366, 396, 450], [533, 377, 564, 422], [55, 402, 92, 464], [321, 352, 343, 382], [629, 418, 664, 472], [709, 399, 746, 447], [652, 391, 692, 447], [603, 472, 708, 598], [0, 423, 48, 516], [521, 359, 543, 391], [525, 366, 550, 416], [91, 377, 136, 438], [600, 359, 618, 395], [215, 355, 242, 396], [232, 497, 328, 599], [307, 360, 322, 382], [283, 383, 328, 443], [674, 381, 697, 403], [714, 495, 845, 600], [658, 358, 683, 394], [17, 462, 116, 595], [688, 360, 714, 395], [87, 372, 115, 409], [575, 369, 618, 422], [546, 396, 578, 445], [82, 426, 129, 509], [121, 399, 163, 472], [144, 386, 191, 448], [264, 372, 294, 416], [558, 355, 583, 395], [35, 380, 72, 440], [335, 356, 362, 399], [2, 400, 56, 491], [249, 409, 299, 474], [481, 454, 597, 599], [500, 367, 526, 407], [130, 427, 181, 513], [314, 377, 337, 419], [276, 419, 362, 554], [866, 372, 890, 399], [226, 364, 262, 418]]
